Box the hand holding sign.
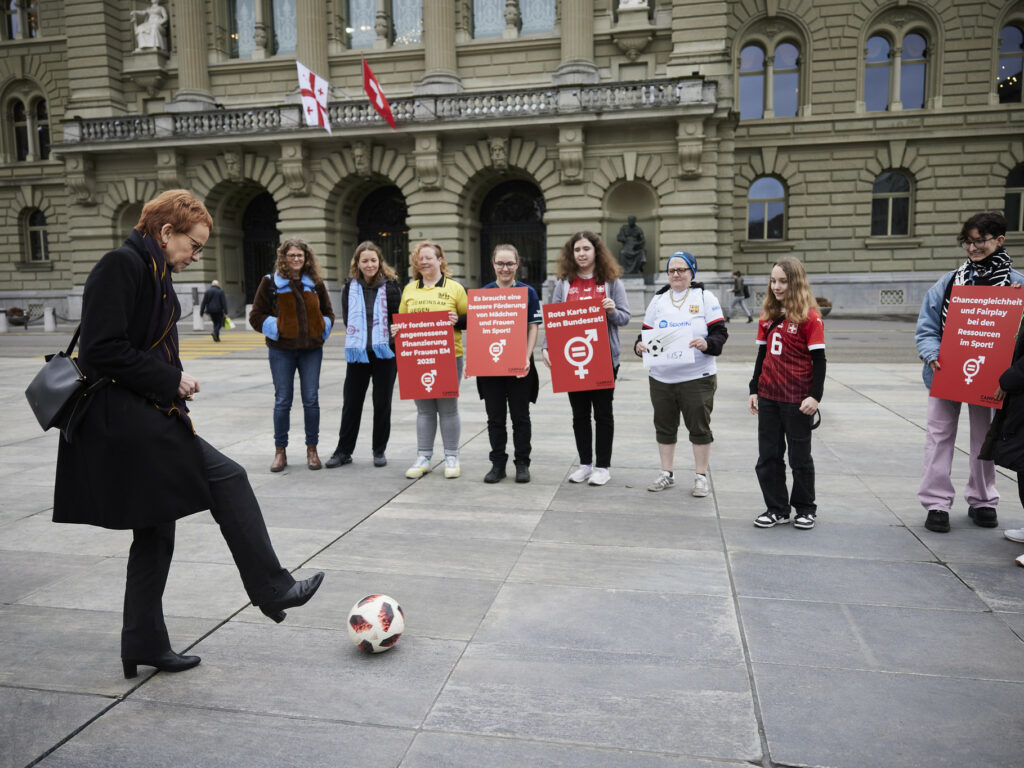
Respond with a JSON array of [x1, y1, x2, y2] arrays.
[[394, 311, 458, 399], [543, 299, 614, 393]]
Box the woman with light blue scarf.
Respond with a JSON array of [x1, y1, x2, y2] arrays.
[[325, 241, 402, 469]]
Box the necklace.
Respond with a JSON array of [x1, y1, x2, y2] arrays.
[[669, 288, 691, 310]]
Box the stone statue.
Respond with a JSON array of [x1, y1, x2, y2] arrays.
[[616, 215, 646, 274], [131, 1, 168, 51]]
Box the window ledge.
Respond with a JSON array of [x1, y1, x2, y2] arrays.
[[738, 239, 793, 252], [863, 236, 923, 249], [18, 260, 54, 271]]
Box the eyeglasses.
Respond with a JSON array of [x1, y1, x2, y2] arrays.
[[962, 237, 995, 250], [667, 268, 690, 276], [494, 261, 518, 269], [186, 235, 204, 255]]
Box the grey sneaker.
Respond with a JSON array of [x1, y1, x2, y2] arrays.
[[691, 474, 709, 497], [648, 471, 675, 492]]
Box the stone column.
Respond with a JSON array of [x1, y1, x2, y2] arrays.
[[553, 0, 599, 84], [763, 55, 775, 119], [296, 0, 329, 76], [890, 46, 904, 111], [415, 0, 462, 94], [168, 0, 216, 111]]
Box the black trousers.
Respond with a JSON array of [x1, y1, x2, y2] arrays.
[[567, 368, 618, 468], [121, 438, 294, 658], [478, 375, 533, 465], [209, 312, 224, 341], [335, 352, 397, 457], [754, 396, 816, 517]]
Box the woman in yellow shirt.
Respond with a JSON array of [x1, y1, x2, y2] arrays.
[[398, 240, 469, 479]]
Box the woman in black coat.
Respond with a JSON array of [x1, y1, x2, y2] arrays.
[[52, 189, 324, 679]]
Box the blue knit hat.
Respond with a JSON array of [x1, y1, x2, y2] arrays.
[[670, 251, 697, 276]]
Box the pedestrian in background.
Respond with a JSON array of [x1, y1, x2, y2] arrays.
[[728, 270, 753, 323], [249, 238, 335, 472], [476, 244, 542, 484], [199, 279, 227, 341], [543, 231, 631, 487], [748, 256, 826, 530], [326, 241, 401, 469], [634, 251, 727, 497]]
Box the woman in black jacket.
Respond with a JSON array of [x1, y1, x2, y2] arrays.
[[325, 241, 403, 468], [52, 190, 323, 679]]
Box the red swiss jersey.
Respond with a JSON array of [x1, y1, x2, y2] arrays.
[[566, 276, 606, 302], [755, 308, 826, 403]]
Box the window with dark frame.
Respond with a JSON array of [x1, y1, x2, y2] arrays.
[[747, 177, 786, 241], [871, 171, 911, 237]]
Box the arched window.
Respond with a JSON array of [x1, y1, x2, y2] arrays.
[[11, 99, 29, 161], [24, 209, 49, 262], [34, 98, 49, 160], [871, 171, 911, 236], [773, 42, 800, 118], [739, 45, 765, 120], [999, 25, 1023, 104], [864, 35, 891, 112], [900, 33, 927, 110], [865, 31, 929, 111], [748, 177, 786, 240], [1006, 165, 1024, 233], [3, 0, 38, 41]]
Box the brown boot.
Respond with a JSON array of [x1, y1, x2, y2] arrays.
[[306, 445, 322, 470], [270, 446, 287, 473]]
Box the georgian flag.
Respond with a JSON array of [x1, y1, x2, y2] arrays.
[[297, 60, 331, 134], [362, 58, 396, 129]]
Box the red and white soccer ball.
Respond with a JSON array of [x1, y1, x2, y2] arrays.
[[347, 594, 405, 653]]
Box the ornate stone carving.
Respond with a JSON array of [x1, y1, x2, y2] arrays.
[[280, 142, 309, 196], [413, 134, 442, 190], [488, 136, 509, 171], [351, 140, 372, 178], [156, 149, 184, 189], [613, 0, 655, 62], [123, 49, 168, 96], [504, 0, 521, 34], [130, 1, 168, 51], [676, 118, 704, 178], [222, 149, 243, 182], [64, 154, 95, 205], [558, 125, 584, 184]]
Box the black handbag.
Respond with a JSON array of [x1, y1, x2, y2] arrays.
[[24, 326, 108, 442]]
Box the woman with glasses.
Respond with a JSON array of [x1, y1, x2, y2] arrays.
[[633, 252, 728, 496], [915, 212, 1023, 533], [249, 238, 335, 472], [476, 244, 542, 483]]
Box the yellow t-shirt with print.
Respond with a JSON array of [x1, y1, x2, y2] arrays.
[[399, 276, 469, 356]]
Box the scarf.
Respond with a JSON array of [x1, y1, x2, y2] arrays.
[[345, 278, 394, 363], [941, 247, 1013, 330], [140, 233, 193, 430]]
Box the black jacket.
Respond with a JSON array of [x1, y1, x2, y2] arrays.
[[981, 329, 1024, 471], [200, 284, 226, 315], [53, 231, 212, 529]]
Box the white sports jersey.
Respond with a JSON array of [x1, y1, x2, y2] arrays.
[[642, 287, 725, 384]]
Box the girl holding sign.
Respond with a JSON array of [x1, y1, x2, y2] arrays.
[[543, 231, 631, 486], [748, 256, 825, 530], [916, 212, 1023, 533], [325, 241, 402, 469], [634, 252, 728, 497], [398, 241, 469, 479]]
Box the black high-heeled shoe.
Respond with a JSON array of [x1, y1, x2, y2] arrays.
[[259, 572, 325, 623], [122, 650, 201, 679]]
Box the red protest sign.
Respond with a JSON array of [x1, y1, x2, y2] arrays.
[[543, 298, 614, 393], [465, 287, 528, 377], [930, 285, 1024, 409], [393, 311, 459, 400]]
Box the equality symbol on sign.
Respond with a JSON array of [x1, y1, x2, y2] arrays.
[[564, 328, 597, 379], [963, 355, 985, 385], [421, 369, 437, 392], [489, 338, 506, 362]]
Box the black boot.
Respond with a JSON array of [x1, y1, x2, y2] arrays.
[[514, 461, 530, 483], [483, 463, 506, 483]]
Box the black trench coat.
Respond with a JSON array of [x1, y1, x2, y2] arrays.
[[53, 231, 212, 529], [980, 328, 1024, 473]]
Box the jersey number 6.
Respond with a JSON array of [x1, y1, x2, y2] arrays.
[[770, 332, 783, 356]]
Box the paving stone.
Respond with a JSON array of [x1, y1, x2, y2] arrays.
[[1, 688, 112, 768], [0, 550, 104, 604], [944, 561, 1024, 612], [532, 507, 724, 550], [720, 518, 936, 561]]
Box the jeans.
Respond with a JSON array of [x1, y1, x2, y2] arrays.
[[122, 438, 293, 658], [567, 366, 618, 468], [268, 346, 323, 447], [729, 296, 751, 319], [336, 351, 397, 457], [415, 356, 463, 457], [755, 396, 816, 517]]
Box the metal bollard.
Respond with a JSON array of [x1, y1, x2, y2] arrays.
[[44, 306, 56, 332], [245, 304, 256, 331], [192, 305, 203, 331], [0, 312, 7, 333]]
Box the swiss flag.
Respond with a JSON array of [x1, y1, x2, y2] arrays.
[[297, 60, 331, 134], [362, 58, 396, 129]]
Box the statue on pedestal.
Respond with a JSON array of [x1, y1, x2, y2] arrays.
[[616, 215, 646, 274], [131, 1, 168, 52]]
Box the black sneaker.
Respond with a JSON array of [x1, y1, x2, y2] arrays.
[[514, 461, 530, 483], [967, 506, 998, 528], [373, 454, 387, 467], [325, 452, 352, 469], [483, 464, 506, 483], [925, 510, 950, 533], [793, 513, 815, 529], [754, 511, 790, 528]]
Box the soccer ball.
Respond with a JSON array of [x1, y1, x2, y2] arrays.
[[347, 594, 405, 653], [646, 337, 665, 357]]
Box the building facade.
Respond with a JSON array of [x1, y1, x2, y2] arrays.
[[1, 0, 1023, 319]]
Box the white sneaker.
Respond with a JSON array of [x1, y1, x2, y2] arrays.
[[405, 456, 432, 479], [692, 473, 710, 497], [1004, 528, 1024, 543], [588, 467, 611, 486], [568, 464, 593, 483], [648, 471, 675, 492], [1017, 553, 1024, 568], [444, 456, 461, 478]]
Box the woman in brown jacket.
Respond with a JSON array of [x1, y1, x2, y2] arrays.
[[249, 238, 335, 471]]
